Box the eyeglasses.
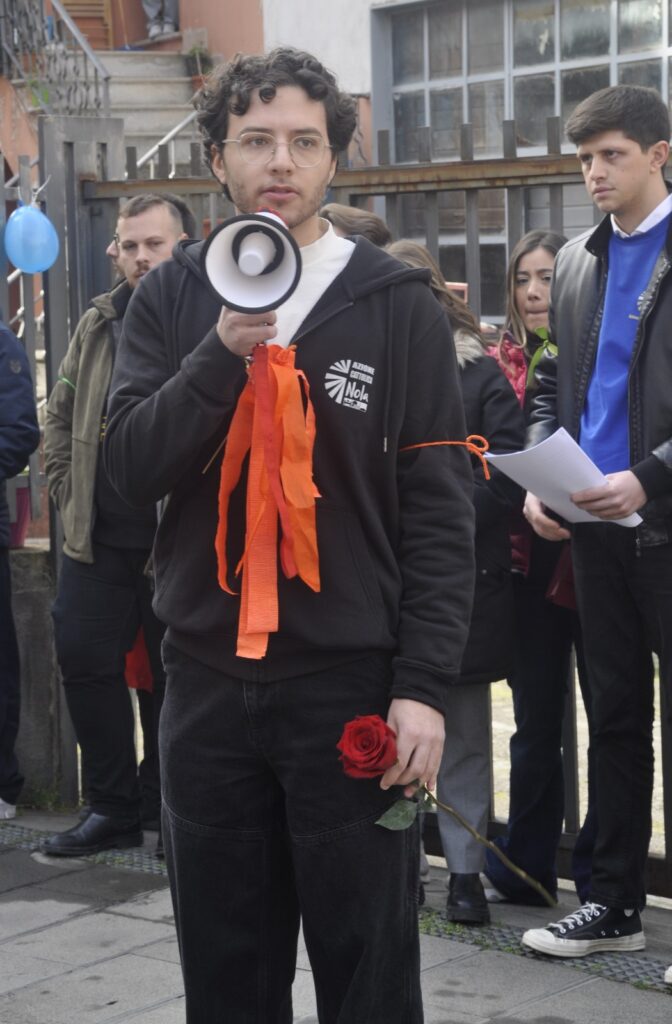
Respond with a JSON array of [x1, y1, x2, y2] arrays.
[[221, 131, 333, 168]]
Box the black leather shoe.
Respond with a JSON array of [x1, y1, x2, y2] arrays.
[[445, 873, 490, 925], [42, 812, 143, 857]]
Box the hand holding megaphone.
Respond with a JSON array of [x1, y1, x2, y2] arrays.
[[202, 209, 302, 315], [215, 306, 278, 359]]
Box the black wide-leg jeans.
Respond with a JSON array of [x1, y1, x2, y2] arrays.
[[572, 522, 672, 911], [52, 543, 166, 818], [160, 644, 423, 1024]]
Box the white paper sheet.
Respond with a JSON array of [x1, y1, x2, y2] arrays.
[[484, 427, 642, 527]]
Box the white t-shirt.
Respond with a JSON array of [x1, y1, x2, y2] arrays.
[[273, 220, 355, 347]]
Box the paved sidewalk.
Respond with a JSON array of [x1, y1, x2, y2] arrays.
[[1, 810, 671, 1023]]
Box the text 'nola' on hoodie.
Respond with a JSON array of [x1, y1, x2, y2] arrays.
[[103, 235, 476, 713]]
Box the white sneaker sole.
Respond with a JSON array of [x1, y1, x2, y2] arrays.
[[665, 965, 672, 985], [522, 926, 645, 957]]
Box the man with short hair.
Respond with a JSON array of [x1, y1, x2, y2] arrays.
[[104, 48, 475, 1021], [43, 194, 188, 856], [521, 86, 672, 975]]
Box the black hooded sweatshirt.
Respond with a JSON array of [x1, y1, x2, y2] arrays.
[[104, 236, 475, 713]]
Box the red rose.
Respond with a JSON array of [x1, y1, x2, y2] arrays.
[[337, 715, 398, 779]]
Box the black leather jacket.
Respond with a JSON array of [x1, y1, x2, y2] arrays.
[[527, 210, 672, 546]]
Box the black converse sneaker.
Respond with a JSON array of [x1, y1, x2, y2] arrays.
[[522, 902, 645, 957]]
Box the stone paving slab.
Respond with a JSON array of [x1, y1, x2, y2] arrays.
[[0, 848, 88, 893], [2, 910, 175, 967], [133, 936, 181, 965], [100, 1000, 187, 1024], [421, 947, 594, 1017], [0, 952, 184, 1024], [0, 888, 91, 941], [104, 889, 174, 924], [493, 973, 672, 1023], [32, 863, 168, 903], [0, 948, 72, 996]]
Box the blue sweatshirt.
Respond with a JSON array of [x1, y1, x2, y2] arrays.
[[580, 215, 670, 473]]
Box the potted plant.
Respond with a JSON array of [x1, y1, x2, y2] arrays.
[[185, 45, 213, 90]]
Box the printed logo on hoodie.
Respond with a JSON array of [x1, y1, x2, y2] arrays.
[[324, 359, 375, 412]]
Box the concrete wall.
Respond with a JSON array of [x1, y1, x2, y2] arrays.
[[262, 0, 372, 95], [11, 545, 78, 806]]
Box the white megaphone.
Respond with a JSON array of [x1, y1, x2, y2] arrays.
[[201, 209, 301, 314]]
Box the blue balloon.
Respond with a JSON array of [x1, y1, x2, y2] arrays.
[[4, 203, 60, 273]]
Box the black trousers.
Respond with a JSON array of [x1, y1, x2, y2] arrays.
[[0, 548, 23, 804], [160, 645, 423, 1024], [485, 571, 597, 903], [52, 543, 166, 818], [572, 522, 672, 910]]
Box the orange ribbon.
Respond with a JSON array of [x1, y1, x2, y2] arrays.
[[398, 434, 491, 479], [215, 344, 321, 659]]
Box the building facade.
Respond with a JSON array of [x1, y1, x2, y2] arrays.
[[265, 0, 672, 319]]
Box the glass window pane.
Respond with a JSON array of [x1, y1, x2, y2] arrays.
[[468, 2, 504, 73], [429, 3, 462, 78], [561, 65, 610, 124], [514, 0, 555, 67], [561, 0, 610, 59], [514, 73, 555, 146], [394, 91, 425, 162], [469, 81, 504, 154], [618, 58, 662, 90], [392, 10, 424, 85], [479, 190, 506, 234], [440, 245, 506, 320], [439, 246, 467, 287], [399, 194, 426, 237], [430, 88, 462, 159], [618, 0, 662, 53], [438, 191, 466, 233]]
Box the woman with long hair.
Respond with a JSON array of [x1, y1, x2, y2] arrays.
[[484, 230, 597, 906], [387, 240, 525, 923]]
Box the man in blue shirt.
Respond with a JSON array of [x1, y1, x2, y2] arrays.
[[521, 86, 672, 981]]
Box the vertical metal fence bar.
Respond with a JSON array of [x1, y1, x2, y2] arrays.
[[461, 124, 481, 323], [503, 121, 524, 256], [547, 117, 564, 236]]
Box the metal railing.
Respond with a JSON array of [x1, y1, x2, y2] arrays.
[[0, 0, 110, 116], [134, 108, 199, 179]]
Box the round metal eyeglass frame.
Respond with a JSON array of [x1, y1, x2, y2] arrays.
[[221, 132, 334, 168]]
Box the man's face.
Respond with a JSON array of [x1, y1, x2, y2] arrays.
[[576, 130, 669, 232], [210, 85, 338, 247], [116, 205, 185, 289]]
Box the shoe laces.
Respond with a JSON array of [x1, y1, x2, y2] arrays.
[[549, 901, 607, 934]]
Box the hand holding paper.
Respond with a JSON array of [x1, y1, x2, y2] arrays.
[[485, 427, 643, 528]]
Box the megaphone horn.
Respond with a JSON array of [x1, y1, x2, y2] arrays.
[[201, 209, 302, 315]]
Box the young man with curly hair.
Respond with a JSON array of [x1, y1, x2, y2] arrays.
[[104, 48, 475, 1022]]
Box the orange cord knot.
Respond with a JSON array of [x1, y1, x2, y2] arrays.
[[398, 433, 490, 479], [215, 344, 321, 659]]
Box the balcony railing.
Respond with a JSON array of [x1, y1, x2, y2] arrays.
[[0, 0, 109, 116]]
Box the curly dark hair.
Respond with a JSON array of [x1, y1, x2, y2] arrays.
[[195, 48, 357, 176]]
